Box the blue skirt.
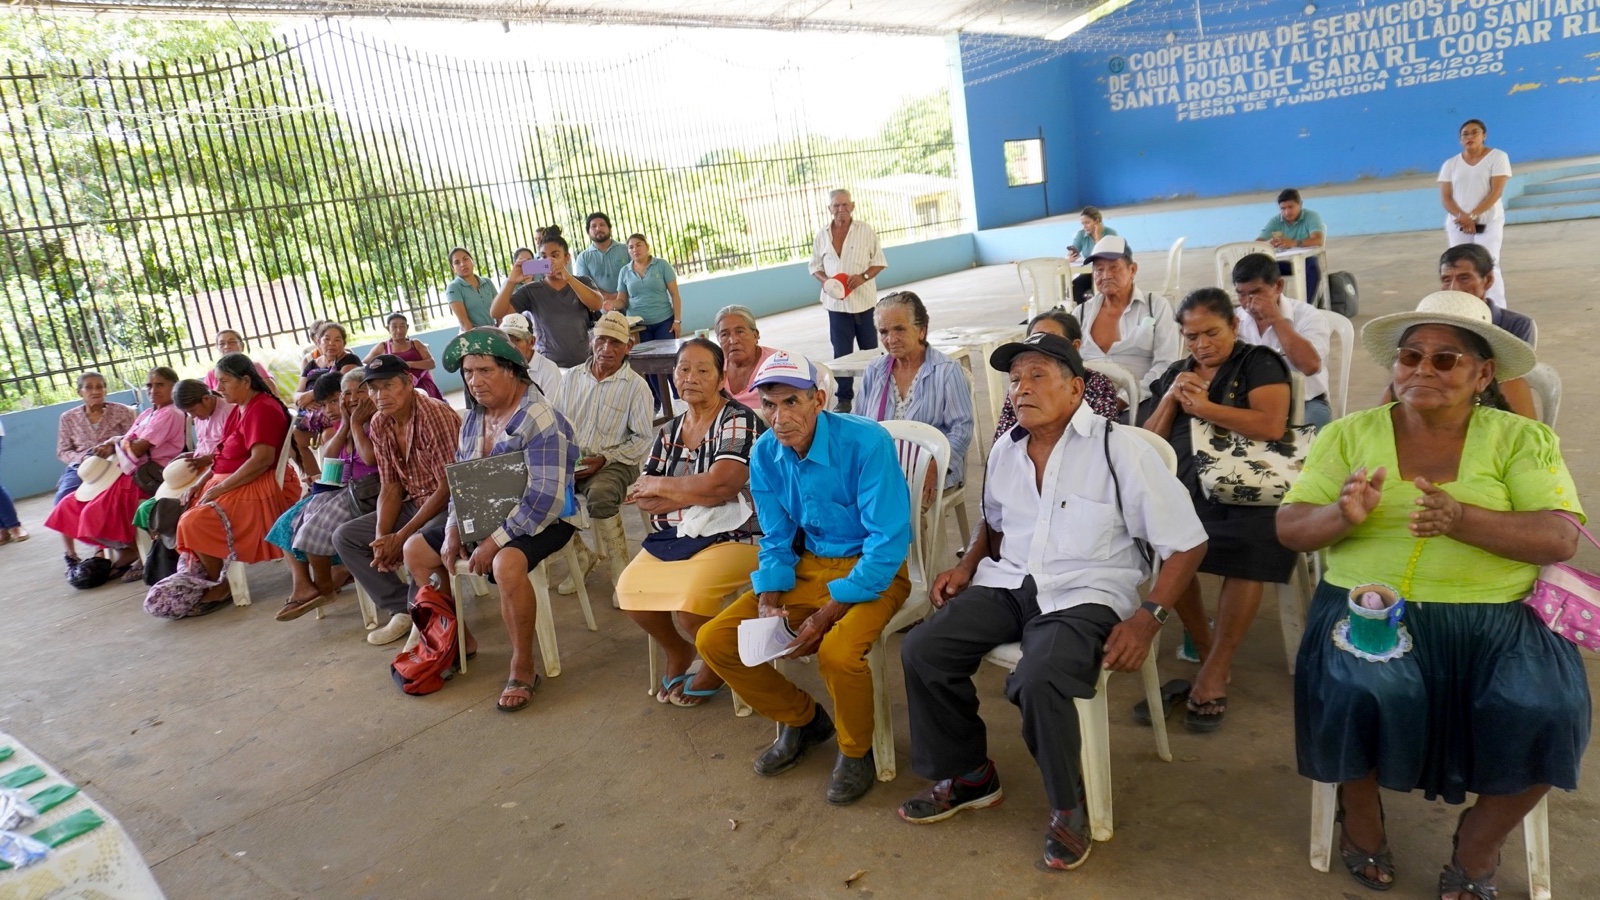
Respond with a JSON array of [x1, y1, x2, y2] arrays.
[[1295, 580, 1590, 804]]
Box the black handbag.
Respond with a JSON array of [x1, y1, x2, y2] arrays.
[[343, 473, 382, 518], [67, 556, 113, 590], [143, 538, 180, 585], [132, 461, 164, 495]]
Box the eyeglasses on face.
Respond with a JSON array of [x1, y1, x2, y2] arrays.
[[1395, 347, 1476, 371]]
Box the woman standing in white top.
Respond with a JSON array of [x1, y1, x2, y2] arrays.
[[1438, 118, 1512, 308]]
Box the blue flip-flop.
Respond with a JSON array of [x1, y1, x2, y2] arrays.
[[657, 673, 692, 704], [669, 680, 726, 708]]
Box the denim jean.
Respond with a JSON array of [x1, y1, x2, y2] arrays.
[[827, 309, 878, 402], [0, 437, 19, 529]]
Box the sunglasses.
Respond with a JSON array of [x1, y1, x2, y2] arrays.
[[1395, 348, 1476, 371]]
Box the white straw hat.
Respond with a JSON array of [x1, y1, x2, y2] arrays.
[[73, 455, 120, 503], [154, 458, 208, 501], [1360, 291, 1534, 382]]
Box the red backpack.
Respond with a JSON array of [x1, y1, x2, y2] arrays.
[[390, 585, 458, 695]]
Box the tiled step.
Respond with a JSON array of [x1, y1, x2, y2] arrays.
[[1505, 199, 1600, 225], [1522, 174, 1600, 196], [1508, 186, 1600, 209]]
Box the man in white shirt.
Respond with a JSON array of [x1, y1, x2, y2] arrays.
[[896, 332, 1207, 872], [498, 313, 562, 399], [1071, 236, 1181, 404], [809, 189, 887, 412], [552, 311, 654, 595], [1231, 253, 1333, 430]]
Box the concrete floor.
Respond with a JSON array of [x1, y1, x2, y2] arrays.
[[2, 218, 1599, 899]]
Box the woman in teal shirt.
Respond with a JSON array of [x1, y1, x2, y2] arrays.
[[1066, 206, 1116, 304], [616, 233, 682, 343], [444, 246, 499, 332]]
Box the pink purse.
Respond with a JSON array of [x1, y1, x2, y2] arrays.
[[1523, 510, 1600, 652]]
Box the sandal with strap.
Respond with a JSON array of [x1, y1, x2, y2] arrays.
[[1336, 785, 1394, 891], [497, 676, 542, 713], [1440, 807, 1499, 900], [656, 673, 692, 704]]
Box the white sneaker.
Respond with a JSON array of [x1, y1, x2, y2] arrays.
[[368, 613, 412, 645]]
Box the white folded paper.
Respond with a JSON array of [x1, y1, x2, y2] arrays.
[[738, 616, 797, 666]]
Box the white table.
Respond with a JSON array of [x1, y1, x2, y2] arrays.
[[1275, 246, 1329, 309], [0, 731, 164, 898]]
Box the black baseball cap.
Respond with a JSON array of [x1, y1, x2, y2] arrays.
[[361, 354, 410, 384], [989, 332, 1087, 379]]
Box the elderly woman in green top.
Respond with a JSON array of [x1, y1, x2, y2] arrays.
[[1276, 291, 1587, 900]]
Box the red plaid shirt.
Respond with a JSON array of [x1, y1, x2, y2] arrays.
[[371, 391, 461, 501]]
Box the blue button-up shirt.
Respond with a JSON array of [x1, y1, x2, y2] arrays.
[[748, 412, 911, 603], [573, 242, 631, 294]]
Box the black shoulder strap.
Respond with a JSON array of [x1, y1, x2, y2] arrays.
[[1103, 421, 1156, 569]]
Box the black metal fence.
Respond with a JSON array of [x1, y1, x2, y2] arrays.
[[0, 21, 959, 405]]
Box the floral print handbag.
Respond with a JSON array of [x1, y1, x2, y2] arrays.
[[1187, 344, 1317, 506]]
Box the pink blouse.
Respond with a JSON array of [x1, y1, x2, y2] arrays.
[[725, 345, 778, 410], [192, 397, 237, 457], [115, 404, 187, 474]]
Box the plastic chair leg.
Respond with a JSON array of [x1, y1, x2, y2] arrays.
[[951, 502, 971, 553], [867, 638, 896, 782], [732, 691, 753, 717], [1525, 795, 1551, 900], [1277, 565, 1309, 676], [469, 573, 490, 598], [646, 636, 661, 697], [564, 541, 597, 632], [529, 559, 561, 677], [355, 583, 379, 630], [1076, 670, 1114, 842], [1140, 632, 1173, 763], [135, 531, 152, 562], [226, 561, 250, 606], [1309, 781, 1338, 873]]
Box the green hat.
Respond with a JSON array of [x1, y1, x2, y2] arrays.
[[443, 327, 525, 373]]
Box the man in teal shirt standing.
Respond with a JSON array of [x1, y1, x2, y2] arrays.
[[573, 212, 630, 299], [1258, 188, 1326, 303], [697, 350, 911, 807]]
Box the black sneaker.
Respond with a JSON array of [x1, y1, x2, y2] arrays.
[[898, 766, 1004, 824], [1043, 806, 1092, 870]]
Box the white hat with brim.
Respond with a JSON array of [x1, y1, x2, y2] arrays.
[[74, 455, 120, 503], [1360, 291, 1535, 382], [154, 458, 208, 501]]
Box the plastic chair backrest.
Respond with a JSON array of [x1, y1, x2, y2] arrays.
[[1317, 308, 1355, 418], [1163, 236, 1186, 298], [1289, 371, 1307, 427], [1525, 318, 1539, 351], [273, 416, 295, 488], [1085, 359, 1140, 412], [1213, 241, 1276, 292], [1016, 258, 1072, 316], [1122, 425, 1178, 475], [1524, 362, 1562, 428], [880, 419, 950, 589], [811, 360, 835, 408]]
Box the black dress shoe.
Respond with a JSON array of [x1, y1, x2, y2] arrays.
[[1043, 805, 1092, 871], [826, 750, 875, 805], [753, 706, 835, 777]]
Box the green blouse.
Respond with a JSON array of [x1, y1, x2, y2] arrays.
[[1283, 404, 1584, 603]]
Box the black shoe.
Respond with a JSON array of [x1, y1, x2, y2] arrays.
[[835, 398, 853, 414], [826, 751, 875, 806], [753, 706, 835, 777], [898, 766, 1004, 824], [1043, 806, 1092, 871]]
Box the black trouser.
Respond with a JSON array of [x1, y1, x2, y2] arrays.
[[334, 500, 448, 617], [1070, 273, 1094, 306], [900, 579, 1120, 810], [827, 308, 877, 402]]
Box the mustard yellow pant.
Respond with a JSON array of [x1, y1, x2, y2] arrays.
[[697, 552, 910, 757]]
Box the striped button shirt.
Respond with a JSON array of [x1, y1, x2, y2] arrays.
[[552, 359, 654, 467], [447, 385, 578, 548], [809, 219, 887, 314], [371, 390, 462, 502]]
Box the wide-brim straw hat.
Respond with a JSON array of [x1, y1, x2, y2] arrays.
[[1360, 291, 1534, 382], [154, 458, 207, 501], [74, 455, 120, 503]]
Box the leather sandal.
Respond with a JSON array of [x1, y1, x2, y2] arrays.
[[1335, 786, 1394, 891], [497, 676, 542, 713], [1439, 808, 1499, 899]]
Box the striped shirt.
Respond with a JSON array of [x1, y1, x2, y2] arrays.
[[643, 399, 763, 539], [56, 402, 137, 466], [809, 219, 887, 314], [855, 345, 974, 489], [371, 390, 462, 502], [553, 360, 654, 467], [447, 385, 578, 548]]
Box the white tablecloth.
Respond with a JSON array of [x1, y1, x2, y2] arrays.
[[0, 731, 164, 899]]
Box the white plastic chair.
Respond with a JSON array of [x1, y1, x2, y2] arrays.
[[980, 426, 1180, 843], [450, 529, 595, 677], [1162, 236, 1186, 298], [1213, 241, 1276, 294], [1317, 309, 1354, 419], [1085, 359, 1140, 420], [1524, 362, 1562, 428], [1016, 258, 1073, 319], [226, 419, 296, 607], [1309, 784, 1551, 900]]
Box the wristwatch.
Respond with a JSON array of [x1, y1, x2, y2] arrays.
[[1138, 600, 1169, 624]]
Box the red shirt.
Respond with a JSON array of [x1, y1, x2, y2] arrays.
[[215, 392, 291, 475]]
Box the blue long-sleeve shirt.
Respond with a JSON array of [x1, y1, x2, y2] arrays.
[[748, 412, 911, 603], [855, 345, 974, 489]]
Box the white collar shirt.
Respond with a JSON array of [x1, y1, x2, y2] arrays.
[[1072, 288, 1181, 401], [974, 403, 1208, 619], [809, 219, 887, 314], [1235, 296, 1331, 402], [553, 359, 654, 467]]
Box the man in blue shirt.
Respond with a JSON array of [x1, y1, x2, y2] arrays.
[[572, 212, 630, 297], [697, 350, 911, 806], [1259, 188, 1327, 303]]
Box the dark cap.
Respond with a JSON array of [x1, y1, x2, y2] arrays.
[[989, 332, 1087, 379], [361, 354, 411, 384], [311, 370, 344, 403]]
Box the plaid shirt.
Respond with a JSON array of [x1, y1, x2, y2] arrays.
[[553, 359, 654, 467], [447, 385, 578, 548], [371, 390, 462, 502]]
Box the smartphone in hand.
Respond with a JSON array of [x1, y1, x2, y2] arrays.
[[522, 258, 553, 276]]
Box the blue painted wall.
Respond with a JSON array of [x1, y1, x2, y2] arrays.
[[961, 0, 1600, 216], [957, 33, 1081, 230], [1, 232, 977, 500]]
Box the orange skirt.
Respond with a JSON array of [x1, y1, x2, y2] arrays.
[[177, 471, 302, 563]]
